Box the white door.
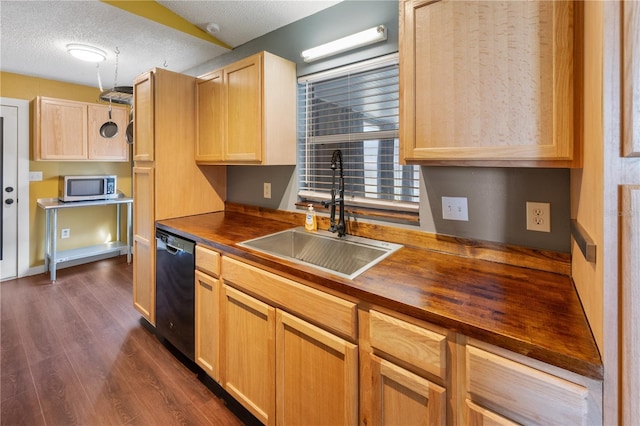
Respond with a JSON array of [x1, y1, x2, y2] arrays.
[[1, 104, 18, 280]]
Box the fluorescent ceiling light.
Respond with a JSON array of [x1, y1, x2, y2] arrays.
[[301, 25, 387, 63], [66, 44, 107, 62]]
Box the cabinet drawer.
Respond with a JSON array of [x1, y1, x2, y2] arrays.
[[466, 345, 589, 425], [222, 257, 357, 340], [369, 310, 447, 380], [196, 246, 221, 277]]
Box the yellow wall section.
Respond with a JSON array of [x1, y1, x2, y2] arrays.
[[100, 0, 231, 49], [1, 71, 132, 268]]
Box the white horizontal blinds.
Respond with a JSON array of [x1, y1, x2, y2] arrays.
[[298, 54, 419, 212]]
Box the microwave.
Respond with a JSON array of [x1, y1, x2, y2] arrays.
[[59, 175, 118, 202]]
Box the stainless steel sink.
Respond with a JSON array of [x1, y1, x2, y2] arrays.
[[237, 227, 403, 280]]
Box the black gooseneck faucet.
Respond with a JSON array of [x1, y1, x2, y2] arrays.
[[322, 149, 346, 237]]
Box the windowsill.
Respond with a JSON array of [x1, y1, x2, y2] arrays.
[[294, 201, 419, 225]]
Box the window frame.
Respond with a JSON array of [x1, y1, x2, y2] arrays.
[[297, 53, 419, 219]]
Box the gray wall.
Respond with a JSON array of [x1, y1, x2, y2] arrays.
[[187, 0, 572, 253]]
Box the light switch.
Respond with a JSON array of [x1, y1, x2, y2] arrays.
[[442, 196, 469, 221]]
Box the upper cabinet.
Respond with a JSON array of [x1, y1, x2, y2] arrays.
[[34, 96, 129, 162], [400, 0, 578, 167], [87, 104, 129, 161], [196, 70, 224, 162], [133, 71, 154, 162], [196, 51, 297, 165]]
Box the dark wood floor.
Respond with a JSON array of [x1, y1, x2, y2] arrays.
[[0, 256, 243, 426]]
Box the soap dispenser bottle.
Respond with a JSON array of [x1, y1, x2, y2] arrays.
[[305, 204, 317, 231]]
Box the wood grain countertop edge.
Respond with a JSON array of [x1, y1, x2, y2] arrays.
[[156, 208, 602, 381]]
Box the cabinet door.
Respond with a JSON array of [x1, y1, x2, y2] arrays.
[[36, 97, 87, 160], [621, 185, 640, 423], [400, 0, 575, 166], [276, 310, 358, 426], [87, 104, 129, 161], [369, 353, 446, 426], [223, 285, 275, 425], [623, 1, 640, 156], [195, 270, 220, 381], [196, 70, 224, 163], [465, 400, 518, 426], [224, 54, 262, 162], [132, 166, 155, 324], [133, 71, 154, 162]]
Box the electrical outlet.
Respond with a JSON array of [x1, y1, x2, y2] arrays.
[[263, 182, 272, 199], [442, 196, 469, 221], [61, 228, 70, 239], [29, 171, 43, 181], [526, 202, 551, 232]]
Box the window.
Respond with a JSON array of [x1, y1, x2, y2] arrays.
[[297, 53, 419, 218]]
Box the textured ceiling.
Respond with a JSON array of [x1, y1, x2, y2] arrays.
[[0, 0, 341, 89]]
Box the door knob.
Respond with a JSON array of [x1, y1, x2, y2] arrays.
[[5, 199, 14, 205]]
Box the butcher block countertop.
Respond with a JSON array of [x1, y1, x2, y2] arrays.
[[156, 209, 602, 380]]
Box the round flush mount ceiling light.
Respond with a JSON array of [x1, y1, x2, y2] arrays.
[[205, 23, 220, 34], [66, 44, 107, 62]]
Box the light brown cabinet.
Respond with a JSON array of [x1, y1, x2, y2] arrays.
[[195, 246, 221, 381], [87, 104, 129, 160], [180, 245, 604, 425], [196, 51, 296, 165], [361, 309, 449, 426], [399, 0, 577, 167], [133, 71, 154, 162], [223, 284, 276, 425], [34, 96, 129, 161], [220, 256, 358, 426], [620, 185, 640, 422], [131, 68, 225, 325], [276, 309, 358, 426], [464, 400, 518, 426], [623, 1, 640, 157], [462, 339, 602, 425], [369, 353, 446, 425], [132, 165, 154, 322], [196, 70, 224, 162]]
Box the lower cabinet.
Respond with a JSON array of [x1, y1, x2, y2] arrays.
[[223, 285, 276, 425], [195, 270, 220, 380], [194, 246, 222, 381], [132, 166, 155, 324], [361, 309, 451, 426], [276, 310, 358, 425], [369, 353, 446, 425], [190, 254, 602, 426], [465, 400, 518, 426], [462, 339, 603, 426], [220, 256, 358, 426]]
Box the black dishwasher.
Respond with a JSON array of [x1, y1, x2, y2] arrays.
[[155, 228, 195, 362]]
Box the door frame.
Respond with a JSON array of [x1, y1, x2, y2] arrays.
[[1, 97, 30, 279]]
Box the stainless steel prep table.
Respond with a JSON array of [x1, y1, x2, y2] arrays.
[[37, 197, 133, 281]]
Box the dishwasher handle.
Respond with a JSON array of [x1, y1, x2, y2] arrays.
[[157, 229, 195, 256], [165, 243, 184, 255]]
